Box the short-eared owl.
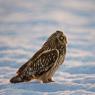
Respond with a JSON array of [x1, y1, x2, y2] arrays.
[[10, 30, 67, 83]]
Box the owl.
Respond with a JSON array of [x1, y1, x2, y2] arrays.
[[10, 30, 67, 83]]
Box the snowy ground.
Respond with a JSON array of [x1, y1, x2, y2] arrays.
[[0, 0, 95, 95]]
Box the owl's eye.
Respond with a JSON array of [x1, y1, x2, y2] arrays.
[[60, 36, 64, 41]]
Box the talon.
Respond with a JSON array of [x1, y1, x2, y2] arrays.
[[48, 78, 54, 82]]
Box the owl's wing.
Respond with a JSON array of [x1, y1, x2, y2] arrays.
[[17, 61, 29, 74], [18, 49, 59, 76], [27, 49, 59, 76], [17, 49, 44, 74]]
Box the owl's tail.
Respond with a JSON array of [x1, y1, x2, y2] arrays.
[[10, 75, 24, 83], [10, 75, 32, 83]]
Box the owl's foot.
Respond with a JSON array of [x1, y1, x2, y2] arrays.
[[48, 78, 54, 82], [42, 78, 54, 83]]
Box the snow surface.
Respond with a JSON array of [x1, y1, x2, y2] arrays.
[[0, 0, 95, 95]]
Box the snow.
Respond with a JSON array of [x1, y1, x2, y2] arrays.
[[0, 0, 95, 95]]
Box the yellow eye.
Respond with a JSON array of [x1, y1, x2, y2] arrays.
[[60, 36, 64, 40]]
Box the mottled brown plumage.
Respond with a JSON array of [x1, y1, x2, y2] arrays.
[[10, 30, 67, 83]]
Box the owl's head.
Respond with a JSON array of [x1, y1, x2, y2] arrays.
[[49, 30, 67, 45], [56, 30, 67, 45], [43, 30, 67, 49]]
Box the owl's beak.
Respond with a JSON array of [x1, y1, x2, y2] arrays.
[[63, 36, 67, 45], [65, 38, 67, 44]]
